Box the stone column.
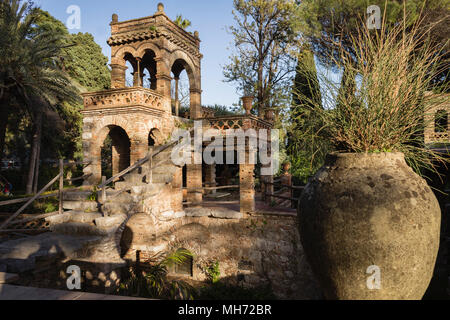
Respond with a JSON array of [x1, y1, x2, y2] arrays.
[[240, 149, 256, 213], [110, 64, 127, 89], [190, 88, 202, 120], [130, 139, 147, 165], [204, 164, 216, 195], [186, 163, 203, 205], [174, 76, 180, 116], [155, 56, 172, 97], [82, 117, 101, 185]]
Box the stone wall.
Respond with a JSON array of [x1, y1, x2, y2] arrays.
[[120, 211, 321, 300], [81, 111, 175, 184]]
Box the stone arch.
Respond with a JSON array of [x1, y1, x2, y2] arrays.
[[136, 42, 161, 59], [168, 51, 199, 88], [140, 49, 158, 90], [98, 125, 131, 177], [148, 128, 164, 147], [169, 52, 201, 119], [112, 45, 139, 61]]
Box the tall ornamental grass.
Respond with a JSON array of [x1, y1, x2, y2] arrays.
[[293, 14, 449, 175]]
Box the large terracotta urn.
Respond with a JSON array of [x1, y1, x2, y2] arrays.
[[298, 152, 441, 300]]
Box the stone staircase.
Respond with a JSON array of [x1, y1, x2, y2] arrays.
[[0, 144, 182, 285]]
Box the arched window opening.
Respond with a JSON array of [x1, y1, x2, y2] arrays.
[[101, 126, 131, 178], [124, 54, 136, 87], [435, 109, 448, 133], [148, 128, 163, 149], [141, 50, 157, 90], [171, 59, 191, 117]]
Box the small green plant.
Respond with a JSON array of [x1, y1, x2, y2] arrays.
[[87, 187, 98, 201], [117, 249, 195, 300], [44, 202, 57, 213], [205, 261, 221, 284]]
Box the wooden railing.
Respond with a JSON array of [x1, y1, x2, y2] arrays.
[[263, 179, 305, 209], [0, 160, 90, 232]]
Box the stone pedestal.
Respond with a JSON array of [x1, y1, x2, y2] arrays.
[[240, 159, 255, 213]]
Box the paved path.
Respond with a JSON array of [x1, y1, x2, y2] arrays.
[[0, 284, 149, 300]]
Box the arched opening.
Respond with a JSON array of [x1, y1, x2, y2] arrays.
[[141, 50, 157, 90], [101, 125, 131, 179], [124, 53, 136, 88], [171, 59, 192, 117], [435, 110, 448, 133], [148, 128, 163, 148]]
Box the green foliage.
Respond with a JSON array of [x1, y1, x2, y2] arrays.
[[203, 104, 236, 117], [205, 261, 221, 284], [173, 15, 192, 30], [288, 42, 325, 182], [224, 0, 301, 114], [117, 249, 195, 300], [87, 187, 98, 201], [43, 200, 57, 213], [196, 282, 276, 300], [296, 0, 449, 64]]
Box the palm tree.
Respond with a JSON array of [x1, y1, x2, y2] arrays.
[[174, 15, 191, 30], [0, 0, 80, 193]]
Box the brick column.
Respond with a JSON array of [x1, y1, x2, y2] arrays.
[[240, 149, 256, 213], [190, 88, 203, 120], [130, 139, 147, 165], [186, 164, 202, 205], [204, 164, 216, 195], [155, 56, 171, 98], [82, 117, 101, 185], [110, 64, 127, 89]]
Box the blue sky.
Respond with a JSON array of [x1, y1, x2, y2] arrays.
[[37, 0, 341, 108], [37, 0, 240, 107]]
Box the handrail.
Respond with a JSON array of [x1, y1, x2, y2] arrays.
[[0, 192, 59, 207], [0, 172, 62, 230], [98, 128, 194, 190], [0, 159, 90, 230]]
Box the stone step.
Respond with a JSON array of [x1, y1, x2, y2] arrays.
[[63, 190, 93, 201], [102, 202, 136, 216], [122, 172, 146, 184], [45, 211, 103, 225], [152, 172, 175, 184], [63, 200, 99, 212], [185, 207, 243, 219], [0, 233, 102, 273], [94, 214, 127, 230], [0, 272, 19, 284], [50, 222, 114, 237], [63, 190, 122, 201]]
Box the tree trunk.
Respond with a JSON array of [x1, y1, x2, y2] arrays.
[[0, 99, 11, 165], [32, 140, 41, 194], [26, 111, 43, 195]]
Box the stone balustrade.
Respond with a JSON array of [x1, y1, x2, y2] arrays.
[[83, 87, 166, 112], [204, 114, 273, 133]]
